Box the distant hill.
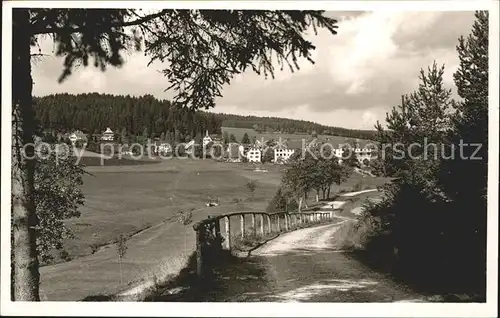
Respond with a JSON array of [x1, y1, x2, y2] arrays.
[[33, 93, 376, 142], [33, 93, 221, 142], [215, 113, 376, 140], [221, 127, 375, 148]]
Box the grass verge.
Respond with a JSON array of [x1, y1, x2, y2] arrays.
[[142, 250, 240, 302]]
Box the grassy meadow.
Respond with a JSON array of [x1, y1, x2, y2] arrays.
[[40, 158, 286, 300], [39, 128, 385, 301]]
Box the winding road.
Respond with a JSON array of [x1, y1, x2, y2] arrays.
[[202, 215, 425, 302]]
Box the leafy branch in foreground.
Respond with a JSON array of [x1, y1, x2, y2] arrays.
[[33, 142, 85, 264], [13, 8, 339, 300], [32, 9, 338, 110]]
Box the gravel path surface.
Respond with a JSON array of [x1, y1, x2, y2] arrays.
[[204, 222, 425, 302]]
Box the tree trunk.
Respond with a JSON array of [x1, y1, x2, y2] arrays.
[[184, 228, 187, 255], [327, 186, 331, 200], [298, 197, 303, 213], [119, 259, 123, 285], [11, 8, 40, 301], [315, 190, 319, 202]]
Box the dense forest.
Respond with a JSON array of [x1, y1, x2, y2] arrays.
[[218, 113, 376, 139], [33, 93, 376, 142], [33, 93, 223, 142]]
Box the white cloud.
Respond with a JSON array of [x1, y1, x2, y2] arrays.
[[328, 11, 399, 90], [30, 11, 475, 129]]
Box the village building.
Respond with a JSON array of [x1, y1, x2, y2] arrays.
[[283, 137, 375, 166], [69, 130, 87, 144], [151, 140, 172, 155], [211, 134, 222, 143], [158, 143, 172, 154], [273, 147, 295, 164], [354, 147, 373, 164], [236, 143, 262, 163], [202, 130, 212, 147], [101, 127, 114, 141], [246, 147, 262, 163], [240, 144, 252, 154], [330, 143, 375, 166], [333, 148, 344, 158]]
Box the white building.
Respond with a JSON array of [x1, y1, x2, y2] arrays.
[[101, 128, 114, 141], [333, 148, 343, 158], [246, 147, 262, 163], [274, 147, 295, 164], [355, 147, 373, 164], [157, 143, 172, 154], [333, 145, 375, 166], [69, 130, 86, 144], [202, 130, 212, 147]]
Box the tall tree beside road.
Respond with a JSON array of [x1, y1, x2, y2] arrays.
[[437, 10, 488, 292], [359, 11, 489, 296], [282, 141, 351, 208], [11, 8, 338, 300]]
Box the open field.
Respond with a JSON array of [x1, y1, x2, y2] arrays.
[[39, 158, 285, 300], [78, 156, 162, 166], [39, 151, 390, 300], [221, 127, 374, 148], [327, 174, 390, 194]]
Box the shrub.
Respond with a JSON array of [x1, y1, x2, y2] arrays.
[[347, 178, 481, 293], [232, 198, 241, 203], [352, 181, 363, 192], [231, 232, 264, 251], [59, 249, 72, 262], [34, 142, 85, 264], [245, 180, 257, 200], [266, 187, 298, 213], [89, 243, 100, 254]]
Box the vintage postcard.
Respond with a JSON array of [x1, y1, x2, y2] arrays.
[[1, 1, 498, 317]]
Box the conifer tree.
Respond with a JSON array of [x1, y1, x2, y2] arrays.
[[437, 11, 488, 292], [241, 132, 251, 144]]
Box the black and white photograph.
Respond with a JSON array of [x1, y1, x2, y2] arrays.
[[1, 1, 498, 317]]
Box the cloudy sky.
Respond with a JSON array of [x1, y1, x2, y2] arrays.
[[31, 11, 476, 130]]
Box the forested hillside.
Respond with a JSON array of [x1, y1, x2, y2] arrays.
[[33, 93, 222, 142], [33, 93, 376, 141], [219, 113, 376, 140]]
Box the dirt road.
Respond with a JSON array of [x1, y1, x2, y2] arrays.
[[204, 222, 425, 302]]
